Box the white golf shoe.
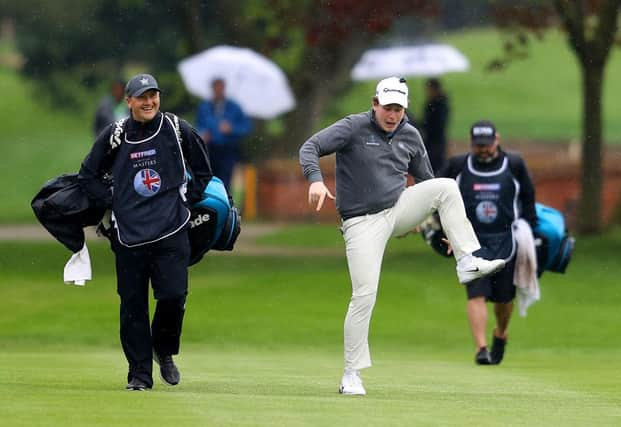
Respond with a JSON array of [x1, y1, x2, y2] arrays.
[[457, 256, 506, 284], [339, 370, 366, 395]]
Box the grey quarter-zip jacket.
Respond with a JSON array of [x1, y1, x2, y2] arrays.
[[299, 110, 434, 220]]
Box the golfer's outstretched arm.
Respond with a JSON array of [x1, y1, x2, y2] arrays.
[[299, 117, 352, 211], [299, 137, 335, 211]]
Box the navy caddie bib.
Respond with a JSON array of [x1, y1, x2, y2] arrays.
[[457, 154, 519, 259], [111, 114, 190, 247]]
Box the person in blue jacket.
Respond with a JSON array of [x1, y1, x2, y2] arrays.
[[195, 78, 252, 193]]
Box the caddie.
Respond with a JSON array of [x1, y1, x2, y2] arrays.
[[438, 120, 537, 365], [78, 73, 212, 391]]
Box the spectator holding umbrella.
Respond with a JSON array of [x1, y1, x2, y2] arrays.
[[195, 78, 252, 193]]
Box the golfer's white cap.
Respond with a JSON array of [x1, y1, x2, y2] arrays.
[[375, 77, 408, 108]]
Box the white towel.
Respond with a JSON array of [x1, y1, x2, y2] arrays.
[[512, 219, 540, 316], [63, 243, 92, 286]]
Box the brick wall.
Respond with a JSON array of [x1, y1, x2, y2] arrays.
[[255, 142, 621, 227]]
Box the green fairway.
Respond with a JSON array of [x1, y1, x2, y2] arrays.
[[1, 226, 620, 426], [2, 347, 619, 427]]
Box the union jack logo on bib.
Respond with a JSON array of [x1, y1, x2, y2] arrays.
[[134, 168, 161, 197], [475, 200, 498, 224]]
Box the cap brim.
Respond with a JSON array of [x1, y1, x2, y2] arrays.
[[128, 86, 161, 97], [471, 137, 495, 145], [377, 94, 408, 108]]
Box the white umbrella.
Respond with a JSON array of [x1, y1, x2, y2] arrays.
[[351, 43, 469, 81], [178, 45, 296, 119]]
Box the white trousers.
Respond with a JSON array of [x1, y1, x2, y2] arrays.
[[341, 178, 480, 370]]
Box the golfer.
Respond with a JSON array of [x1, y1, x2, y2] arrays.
[[299, 77, 505, 395]]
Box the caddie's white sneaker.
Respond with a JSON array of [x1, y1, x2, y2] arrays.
[[339, 370, 366, 395], [457, 256, 506, 284]]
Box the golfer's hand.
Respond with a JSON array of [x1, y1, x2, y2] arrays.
[[308, 181, 335, 211]]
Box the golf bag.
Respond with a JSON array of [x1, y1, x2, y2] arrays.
[[421, 203, 575, 276], [108, 113, 240, 265], [31, 173, 106, 253], [533, 203, 575, 276], [188, 176, 241, 266], [420, 213, 452, 258]]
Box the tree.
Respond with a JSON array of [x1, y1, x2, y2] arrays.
[[185, 0, 440, 157], [5, 0, 441, 147], [2, 0, 224, 111], [493, 0, 621, 234]]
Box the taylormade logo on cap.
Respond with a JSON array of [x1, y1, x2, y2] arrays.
[[376, 77, 409, 108]]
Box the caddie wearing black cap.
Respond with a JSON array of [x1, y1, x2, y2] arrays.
[[78, 73, 213, 390], [438, 119, 537, 366], [300, 77, 507, 395]]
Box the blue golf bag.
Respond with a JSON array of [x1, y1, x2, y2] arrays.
[[188, 177, 241, 266], [421, 203, 575, 277], [534, 203, 575, 275]]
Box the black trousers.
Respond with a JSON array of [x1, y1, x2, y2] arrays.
[[112, 229, 190, 386], [467, 235, 517, 303], [208, 143, 238, 193], [466, 255, 517, 303]]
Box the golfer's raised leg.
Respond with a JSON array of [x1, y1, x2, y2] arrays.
[[391, 178, 505, 283]]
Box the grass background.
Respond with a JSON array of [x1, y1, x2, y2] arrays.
[[2, 28, 621, 222], [1, 68, 93, 222], [1, 224, 620, 426]]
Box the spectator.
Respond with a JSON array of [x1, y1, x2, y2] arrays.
[[195, 78, 252, 193], [93, 78, 128, 136], [421, 78, 450, 173]]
